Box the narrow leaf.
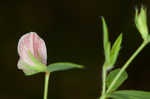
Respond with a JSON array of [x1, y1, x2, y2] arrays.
[[47, 62, 83, 72], [108, 90, 150, 99], [110, 33, 122, 66], [102, 17, 111, 64], [106, 68, 128, 92]]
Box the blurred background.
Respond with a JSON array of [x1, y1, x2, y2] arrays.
[[1, 0, 150, 99]]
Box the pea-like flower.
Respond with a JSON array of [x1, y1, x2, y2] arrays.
[[17, 32, 47, 75]]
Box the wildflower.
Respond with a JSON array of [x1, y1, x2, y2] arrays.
[[17, 32, 47, 75]]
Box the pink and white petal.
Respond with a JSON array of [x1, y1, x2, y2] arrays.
[[17, 33, 35, 66], [32, 33, 47, 64], [17, 58, 24, 70], [38, 39, 47, 64], [18, 33, 34, 56], [17, 59, 37, 75], [21, 46, 35, 66], [17, 32, 47, 66]]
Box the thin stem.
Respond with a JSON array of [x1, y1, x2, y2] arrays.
[[43, 72, 50, 99], [99, 64, 107, 99], [102, 66, 107, 95], [106, 41, 148, 94], [100, 95, 106, 99]]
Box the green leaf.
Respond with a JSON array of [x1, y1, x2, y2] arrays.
[[101, 18, 122, 70], [106, 68, 128, 92], [108, 90, 150, 99], [110, 33, 122, 66], [47, 62, 83, 72], [102, 17, 111, 65]]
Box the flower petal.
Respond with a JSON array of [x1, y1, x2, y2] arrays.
[[18, 33, 35, 66], [17, 58, 36, 75], [32, 33, 47, 64], [17, 32, 47, 66]]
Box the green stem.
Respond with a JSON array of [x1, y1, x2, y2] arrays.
[[99, 64, 107, 99], [43, 72, 50, 99], [100, 95, 106, 99], [106, 41, 148, 94], [102, 66, 107, 95]]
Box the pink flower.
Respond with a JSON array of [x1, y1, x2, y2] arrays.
[[17, 32, 47, 75]]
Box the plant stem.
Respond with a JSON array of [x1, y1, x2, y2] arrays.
[[102, 66, 107, 95], [106, 41, 148, 94], [100, 95, 106, 99], [99, 64, 107, 99], [43, 72, 50, 99]]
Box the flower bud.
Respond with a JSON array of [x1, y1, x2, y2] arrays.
[[17, 32, 47, 75], [135, 7, 149, 41]]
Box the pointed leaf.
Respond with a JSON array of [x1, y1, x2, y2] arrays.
[[102, 17, 111, 64], [108, 90, 150, 99], [110, 33, 122, 66], [106, 68, 128, 92], [47, 62, 83, 72]]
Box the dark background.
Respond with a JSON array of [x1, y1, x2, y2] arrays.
[[1, 0, 150, 99]]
